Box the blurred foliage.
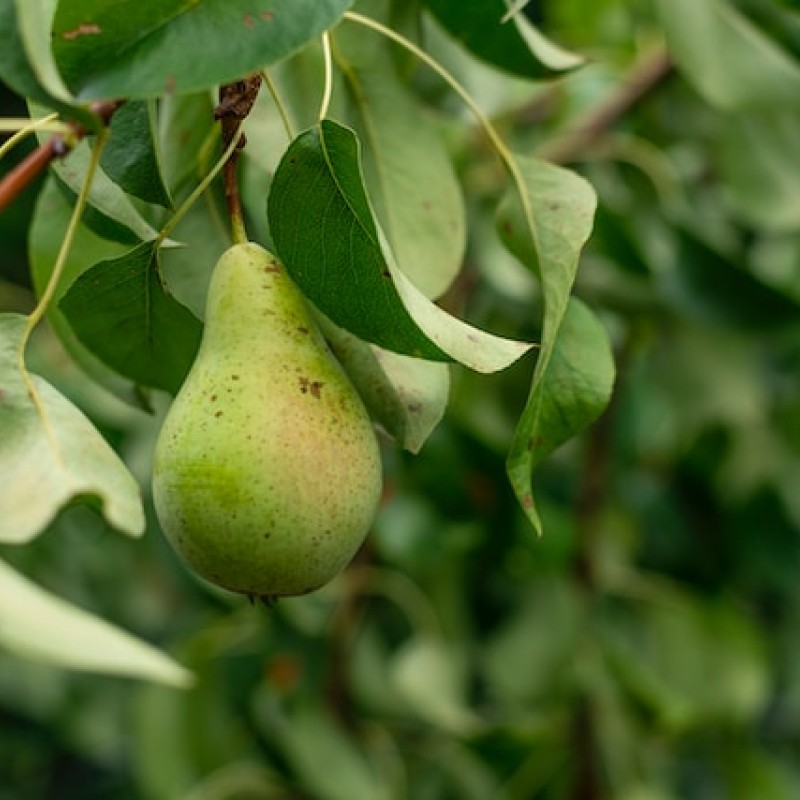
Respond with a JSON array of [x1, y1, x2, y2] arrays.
[[3, 0, 800, 798]]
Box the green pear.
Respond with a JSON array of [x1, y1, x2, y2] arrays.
[[152, 243, 382, 598]]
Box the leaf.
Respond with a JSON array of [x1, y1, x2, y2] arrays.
[[268, 120, 532, 372], [276, 707, 390, 800], [321, 317, 450, 453], [59, 241, 203, 394], [508, 298, 614, 526], [602, 586, 769, 730], [656, 0, 800, 110], [423, 0, 583, 78], [391, 635, 479, 733], [0, 314, 145, 543], [52, 0, 353, 101], [496, 156, 599, 531], [102, 100, 172, 207], [482, 576, 581, 703], [30, 101, 164, 244], [0, 559, 192, 687], [717, 108, 800, 232], [334, 20, 466, 299], [29, 177, 146, 408], [0, 0, 97, 129]]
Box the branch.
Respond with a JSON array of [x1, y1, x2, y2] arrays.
[[214, 74, 262, 244], [537, 45, 673, 165], [0, 100, 121, 214]]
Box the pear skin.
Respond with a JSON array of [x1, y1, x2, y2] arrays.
[[152, 243, 382, 598]]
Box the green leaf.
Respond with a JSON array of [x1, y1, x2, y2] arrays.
[[496, 156, 599, 531], [482, 576, 582, 703], [717, 108, 800, 232], [334, 20, 466, 299], [52, 0, 353, 101], [656, 0, 800, 110], [102, 100, 171, 208], [276, 707, 390, 800], [29, 177, 145, 408], [423, 0, 583, 78], [30, 100, 163, 244], [602, 586, 769, 730], [391, 635, 479, 733], [268, 120, 532, 372], [508, 298, 614, 527], [59, 242, 203, 395], [0, 0, 98, 129], [0, 559, 191, 687], [0, 314, 145, 543], [322, 317, 450, 453]]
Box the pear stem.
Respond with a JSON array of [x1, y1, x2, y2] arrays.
[[214, 75, 262, 245]]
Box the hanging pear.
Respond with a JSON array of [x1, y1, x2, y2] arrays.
[[152, 243, 382, 599]]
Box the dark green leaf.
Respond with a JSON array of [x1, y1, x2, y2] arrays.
[[52, 0, 353, 101], [0, 0, 98, 129], [268, 120, 532, 372], [422, 0, 583, 78], [101, 100, 171, 207], [334, 20, 466, 299], [497, 156, 599, 531], [59, 242, 203, 394], [0, 314, 145, 543]]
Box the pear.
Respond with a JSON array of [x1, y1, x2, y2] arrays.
[[152, 243, 382, 598]]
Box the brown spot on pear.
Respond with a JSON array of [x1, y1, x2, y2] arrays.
[[152, 243, 382, 598]]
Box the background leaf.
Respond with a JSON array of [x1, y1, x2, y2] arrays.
[[268, 120, 532, 372], [0, 559, 191, 687], [423, 0, 583, 78], [0, 314, 145, 543], [52, 0, 353, 101], [59, 242, 203, 394], [656, 0, 800, 110], [716, 108, 800, 232]]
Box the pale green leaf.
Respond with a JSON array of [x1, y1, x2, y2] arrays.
[[0, 559, 192, 687], [277, 707, 390, 800], [391, 636, 479, 733], [497, 156, 600, 531], [718, 108, 800, 231], [656, 0, 800, 110], [321, 316, 450, 453], [0, 314, 145, 543]]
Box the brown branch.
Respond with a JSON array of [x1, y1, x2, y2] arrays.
[[537, 45, 673, 165], [0, 100, 122, 214], [214, 74, 262, 243]]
